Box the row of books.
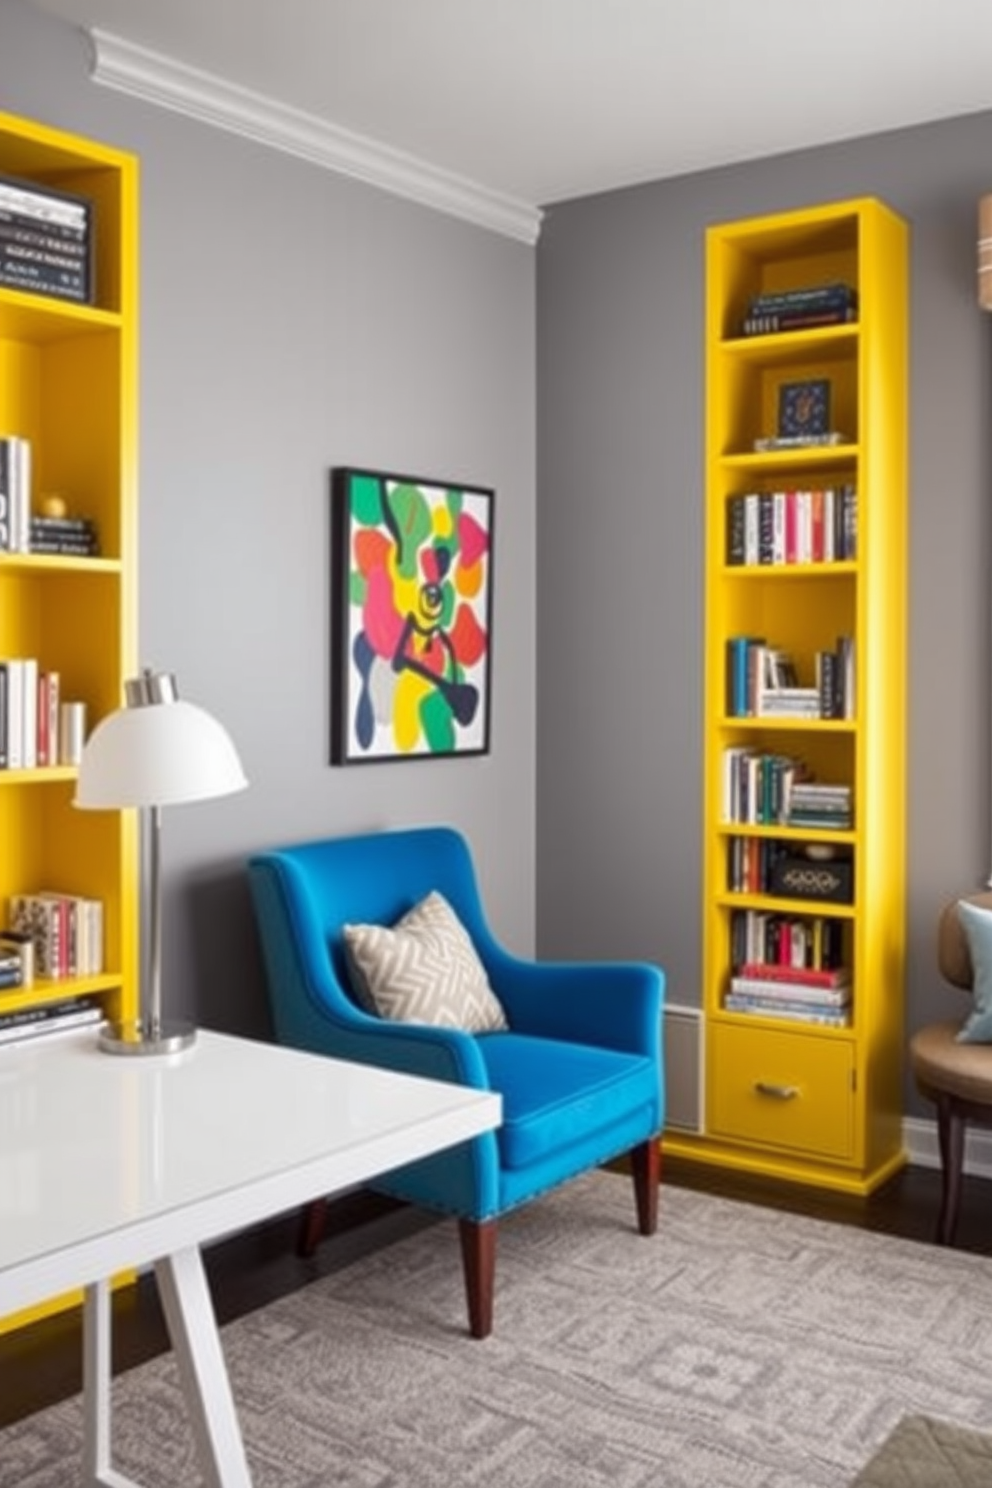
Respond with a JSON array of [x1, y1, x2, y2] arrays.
[[8, 892, 104, 979], [0, 434, 101, 554], [0, 662, 78, 769], [739, 281, 858, 338], [731, 908, 846, 975], [726, 486, 857, 566], [727, 837, 795, 896], [726, 638, 855, 719], [0, 995, 104, 1047], [0, 172, 93, 305], [721, 748, 853, 828]]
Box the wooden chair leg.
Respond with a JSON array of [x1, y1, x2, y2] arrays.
[[630, 1137, 661, 1236], [936, 1094, 966, 1246], [458, 1218, 496, 1339], [296, 1197, 328, 1258]]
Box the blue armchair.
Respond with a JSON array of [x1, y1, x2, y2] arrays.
[[247, 826, 665, 1338]]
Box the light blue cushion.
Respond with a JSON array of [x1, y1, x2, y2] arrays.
[[956, 899, 992, 1042]]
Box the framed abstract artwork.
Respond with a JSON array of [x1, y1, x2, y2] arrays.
[[330, 467, 494, 763]]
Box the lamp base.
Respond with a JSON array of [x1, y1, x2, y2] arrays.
[[98, 1017, 198, 1057]]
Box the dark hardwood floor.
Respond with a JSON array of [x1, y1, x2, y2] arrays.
[[3, 1156, 992, 1431]]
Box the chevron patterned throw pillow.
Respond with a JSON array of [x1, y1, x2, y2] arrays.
[[343, 891, 509, 1032]]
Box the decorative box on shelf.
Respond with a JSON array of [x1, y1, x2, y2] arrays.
[[770, 854, 854, 905]]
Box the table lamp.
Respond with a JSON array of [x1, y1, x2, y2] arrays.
[[74, 669, 248, 1056]]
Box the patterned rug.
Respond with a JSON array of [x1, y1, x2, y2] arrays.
[[4, 1171, 992, 1486]]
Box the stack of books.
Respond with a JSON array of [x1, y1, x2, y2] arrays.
[[786, 782, 853, 831], [724, 963, 852, 1027], [0, 995, 104, 1048], [741, 281, 858, 337], [29, 513, 99, 555], [0, 172, 93, 304], [0, 928, 34, 988]]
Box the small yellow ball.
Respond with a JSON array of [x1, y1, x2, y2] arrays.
[[40, 494, 68, 519]]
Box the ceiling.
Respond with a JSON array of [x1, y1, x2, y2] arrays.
[[29, 0, 992, 213]]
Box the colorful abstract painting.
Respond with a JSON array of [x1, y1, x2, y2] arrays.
[[331, 468, 494, 763]]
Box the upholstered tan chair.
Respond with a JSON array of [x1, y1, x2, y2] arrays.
[[909, 890, 992, 1244]]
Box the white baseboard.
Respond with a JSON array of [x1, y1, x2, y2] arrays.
[[904, 1115, 992, 1180]]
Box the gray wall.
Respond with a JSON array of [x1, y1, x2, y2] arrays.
[[537, 117, 992, 1117], [2, 1, 537, 1037], [8, 0, 992, 1125]]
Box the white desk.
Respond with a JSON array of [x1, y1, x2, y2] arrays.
[[0, 1029, 501, 1487]]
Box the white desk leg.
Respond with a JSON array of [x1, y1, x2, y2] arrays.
[[154, 1247, 253, 1488], [81, 1280, 142, 1488]]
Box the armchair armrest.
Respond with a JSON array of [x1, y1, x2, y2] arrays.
[[297, 980, 493, 1089], [483, 948, 664, 1057]]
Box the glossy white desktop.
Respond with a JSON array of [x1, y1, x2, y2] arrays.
[[0, 1029, 501, 1487]]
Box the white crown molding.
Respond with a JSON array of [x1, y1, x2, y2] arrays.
[[88, 29, 542, 246]]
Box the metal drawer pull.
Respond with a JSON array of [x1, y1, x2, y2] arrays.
[[754, 1081, 799, 1100]]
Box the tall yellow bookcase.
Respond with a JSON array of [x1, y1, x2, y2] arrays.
[[0, 112, 139, 1330], [668, 199, 907, 1194]]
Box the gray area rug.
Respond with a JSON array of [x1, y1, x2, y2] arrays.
[[4, 1172, 992, 1486]]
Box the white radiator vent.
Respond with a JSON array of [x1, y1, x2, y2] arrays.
[[663, 1003, 704, 1133]]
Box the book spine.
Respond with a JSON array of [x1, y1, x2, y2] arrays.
[[758, 493, 774, 563], [0, 994, 99, 1030], [0, 175, 90, 233], [36, 670, 49, 766], [747, 282, 856, 312], [0, 260, 90, 303], [726, 496, 746, 565], [737, 961, 849, 987], [0, 218, 89, 259], [28, 537, 100, 555], [742, 306, 858, 337], [46, 670, 60, 768], [20, 656, 37, 768], [0, 1006, 103, 1046], [6, 660, 24, 768]]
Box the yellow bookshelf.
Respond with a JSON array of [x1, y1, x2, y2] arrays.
[[666, 199, 908, 1194], [0, 111, 139, 1331]]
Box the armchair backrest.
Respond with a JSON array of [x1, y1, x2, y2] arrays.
[[939, 890, 992, 992], [248, 826, 493, 1045]]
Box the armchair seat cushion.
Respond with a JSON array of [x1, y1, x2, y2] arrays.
[[910, 1020, 992, 1106], [478, 1032, 659, 1170]]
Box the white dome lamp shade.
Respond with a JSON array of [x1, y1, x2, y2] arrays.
[[74, 670, 248, 1056]]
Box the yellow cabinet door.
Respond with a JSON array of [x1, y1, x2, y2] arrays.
[[709, 1021, 855, 1162]]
